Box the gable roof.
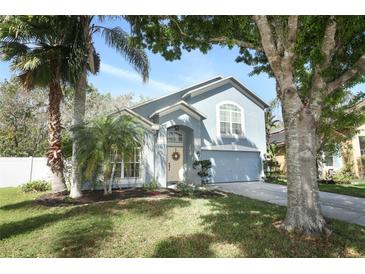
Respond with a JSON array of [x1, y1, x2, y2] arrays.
[[149, 101, 207, 120], [111, 75, 268, 121], [130, 76, 224, 111], [111, 108, 159, 130], [181, 76, 269, 109]]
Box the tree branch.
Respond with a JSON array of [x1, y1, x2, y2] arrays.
[[310, 17, 337, 121], [320, 17, 337, 69], [287, 16, 298, 47], [253, 16, 282, 77], [271, 17, 284, 54], [327, 52, 365, 92], [283, 16, 299, 66], [209, 37, 261, 51], [168, 17, 262, 51], [311, 18, 337, 96]]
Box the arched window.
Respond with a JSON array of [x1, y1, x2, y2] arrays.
[[218, 103, 244, 136], [167, 130, 184, 144]]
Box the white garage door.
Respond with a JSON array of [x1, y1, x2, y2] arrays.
[[201, 150, 262, 183]]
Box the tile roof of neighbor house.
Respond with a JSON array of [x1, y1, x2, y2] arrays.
[[269, 128, 285, 145]]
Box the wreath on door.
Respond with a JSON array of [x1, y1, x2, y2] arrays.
[[172, 151, 180, 161]]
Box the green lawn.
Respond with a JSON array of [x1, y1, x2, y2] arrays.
[[319, 183, 365, 198], [0, 187, 364, 257], [267, 179, 365, 198]]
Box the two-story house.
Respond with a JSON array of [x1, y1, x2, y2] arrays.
[[106, 76, 268, 188]]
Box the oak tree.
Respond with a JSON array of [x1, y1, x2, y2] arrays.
[[126, 15, 365, 235]]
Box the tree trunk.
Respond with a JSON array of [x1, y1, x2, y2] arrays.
[[47, 81, 67, 193], [280, 93, 328, 235], [69, 65, 87, 198], [103, 170, 108, 195], [108, 157, 116, 194], [108, 153, 117, 194], [103, 164, 112, 195], [70, 16, 91, 198]]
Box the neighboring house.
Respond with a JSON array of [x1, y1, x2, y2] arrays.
[[102, 76, 268, 188], [269, 123, 365, 179], [350, 123, 365, 179], [268, 128, 286, 172]]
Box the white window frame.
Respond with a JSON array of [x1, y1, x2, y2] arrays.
[[112, 148, 142, 180], [167, 130, 184, 146], [216, 101, 245, 138]]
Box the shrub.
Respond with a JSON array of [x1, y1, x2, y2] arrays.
[[21, 180, 51, 192], [143, 179, 159, 192], [263, 144, 283, 181], [192, 160, 212, 184], [332, 170, 353, 184], [176, 181, 195, 197]]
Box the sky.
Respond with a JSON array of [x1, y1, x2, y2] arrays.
[[0, 18, 276, 105], [88, 17, 278, 105], [0, 17, 364, 119]]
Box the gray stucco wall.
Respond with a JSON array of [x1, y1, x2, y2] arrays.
[[187, 83, 266, 154], [188, 84, 266, 182]]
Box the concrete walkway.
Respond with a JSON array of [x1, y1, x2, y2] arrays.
[[208, 181, 365, 226]]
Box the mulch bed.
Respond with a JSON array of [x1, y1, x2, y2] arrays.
[[35, 187, 225, 207]]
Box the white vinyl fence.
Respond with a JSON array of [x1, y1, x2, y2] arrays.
[[0, 157, 52, 187]]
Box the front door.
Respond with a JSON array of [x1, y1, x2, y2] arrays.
[[167, 146, 184, 182]]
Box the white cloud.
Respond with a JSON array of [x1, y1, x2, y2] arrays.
[[175, 50, 219, 85], [100, 63, 178, 93]]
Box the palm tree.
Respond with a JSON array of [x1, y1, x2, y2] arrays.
[[265, 107, 280, 147], [72, 115, 144, 195], [0, 16, 86, 192], [70, 16, 150, 198]]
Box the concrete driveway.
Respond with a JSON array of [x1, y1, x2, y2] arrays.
[[208, 181, 365, 226]]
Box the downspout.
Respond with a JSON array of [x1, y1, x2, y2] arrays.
[[153, 129, 158, 180]]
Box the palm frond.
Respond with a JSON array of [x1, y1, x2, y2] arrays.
[[87, 44, 100, 74], [71, 115, 145, 181], [101, 26, 150, 82]]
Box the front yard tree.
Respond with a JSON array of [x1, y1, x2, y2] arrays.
[[69, 16, 150, 199], [0, 16, 85, 193], [0, 78, 48, 156], [72, 115, 143, 195], [127, 15, 365, 235], [318, 89, 365, 157]]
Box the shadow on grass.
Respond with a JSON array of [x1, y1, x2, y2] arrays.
[[51, 204, 115, 257], [115, 198, 191, 218], [0, 211, 69, 240], [0, 200, 116, 257], [153, 233, 215, 257], [153, 195, 365, 257], [1, 197, 192, 257], [0, 200, 37, 211]]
